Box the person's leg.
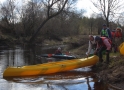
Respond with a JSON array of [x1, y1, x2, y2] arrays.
[[114, 38, 120, 52], [106, 51, 109, 63], [98, 46, 106, 62], [112, 38, 117, 53]]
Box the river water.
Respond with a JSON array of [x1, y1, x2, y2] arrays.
[[0, 45, 110, 90]]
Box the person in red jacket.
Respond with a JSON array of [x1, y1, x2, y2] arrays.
[[55, 47, 62, 55], [111, 27, 123, 53], [94, 36, 111, 63]]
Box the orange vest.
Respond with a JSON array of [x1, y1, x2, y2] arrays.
[[111, 31, 122, 38], [115, 31, 122, 37]]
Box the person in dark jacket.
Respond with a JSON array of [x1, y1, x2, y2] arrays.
[[101, 24, 112, 40], [94, 36, 111, 63]]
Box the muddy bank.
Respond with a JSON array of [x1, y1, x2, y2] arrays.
[[91, 54, 124, 90]]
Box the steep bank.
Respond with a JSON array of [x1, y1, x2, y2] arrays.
[[93, 53, 124, 90]]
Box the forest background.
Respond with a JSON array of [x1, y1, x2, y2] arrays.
[[0, 0, 124, 46]]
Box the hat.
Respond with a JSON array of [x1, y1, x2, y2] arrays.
[[89, 35, 93, 37], [116, 27, 122, 32], [103, 24, 107, 26], [58, 47, 61, 50], [95, 36, 100, 41]]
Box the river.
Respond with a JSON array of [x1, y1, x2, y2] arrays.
[[0, 45, 110, 90]]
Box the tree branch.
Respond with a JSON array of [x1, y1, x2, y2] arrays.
[[29, 0, 68, 43]]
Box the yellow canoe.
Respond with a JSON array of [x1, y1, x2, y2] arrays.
[[119, 42, 124, 55], [3, 55, 99, 77]]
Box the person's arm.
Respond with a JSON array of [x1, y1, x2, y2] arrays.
[[87, 41, 92, 55], [94, 42, 99, 54], [107, 29, 112, 39]]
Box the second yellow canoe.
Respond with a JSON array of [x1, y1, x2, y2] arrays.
[[3, 55, 99, 77], [119, 42, 124, 55]]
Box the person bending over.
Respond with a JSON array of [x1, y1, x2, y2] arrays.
[[94, 36, 111, 63], [86, 35, 97, 57]]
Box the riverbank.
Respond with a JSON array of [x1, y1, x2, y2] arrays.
[[70, 36, 124, 90], [93, 53, 124, 90], [43, 35, 124, 89]]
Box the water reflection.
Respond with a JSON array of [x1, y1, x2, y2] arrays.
[[0, 45, 109, 90], [3, 70, 99, 90], [3, 68, 108, 90]]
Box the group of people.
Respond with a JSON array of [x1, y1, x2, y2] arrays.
[[54, 24, 123, 63], [86, 24, 122, 63]]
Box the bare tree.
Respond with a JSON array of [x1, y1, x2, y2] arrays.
[[91, 0, 123, 27], [0, 0, 19, 34], [29, 0, 69, 43], [20, 0, 43, 37]]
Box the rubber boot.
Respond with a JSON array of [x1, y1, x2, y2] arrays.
[[106, 53, 109, 64]]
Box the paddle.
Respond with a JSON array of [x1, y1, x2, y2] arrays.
[[65, 51, 70, 55], [47, 51, 70, 58]]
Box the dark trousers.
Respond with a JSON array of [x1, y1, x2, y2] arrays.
[[97, 46, 109, 62]]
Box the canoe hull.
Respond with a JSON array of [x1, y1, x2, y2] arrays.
[[3, 55, 99, 77]]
